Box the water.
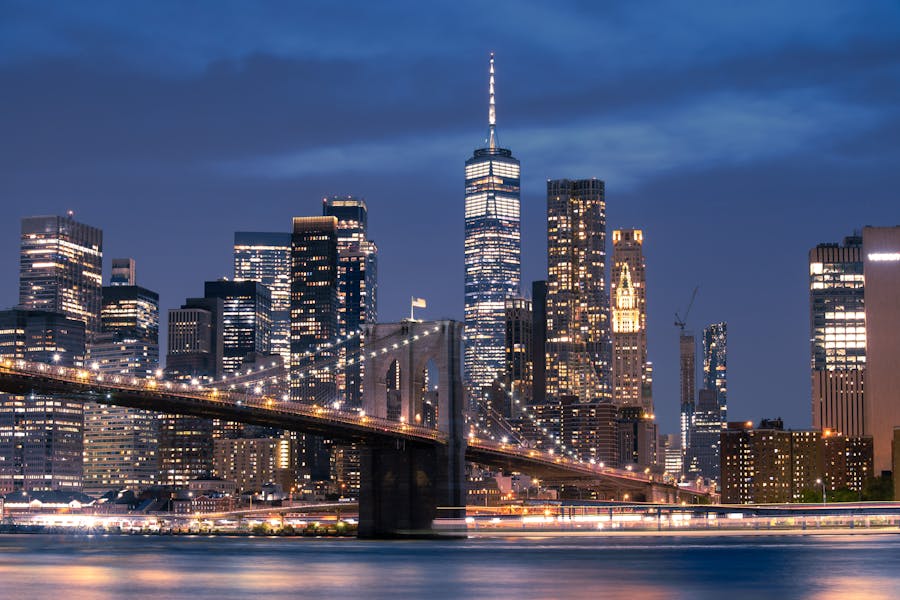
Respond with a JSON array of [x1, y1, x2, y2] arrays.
[[0, 533, 899, 599]]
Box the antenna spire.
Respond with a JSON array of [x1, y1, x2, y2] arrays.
[[488, 52, 496, 149]]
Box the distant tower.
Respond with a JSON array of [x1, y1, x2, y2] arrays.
[[679, 332, 696, 455], [234, 232, 292, 365], [290, 217, 338, 404], [323, 196, 378, 409], [611, 229, 650, 412], [203, 279, 272, 375], [503, 296, 533, 418], [464, 53, 521, 409], [19, 214, 103, 339], [110, 258, 136, 286], [545, 178, 608, 401]]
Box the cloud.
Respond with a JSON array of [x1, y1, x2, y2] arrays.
[[218, 88, 880, 189]]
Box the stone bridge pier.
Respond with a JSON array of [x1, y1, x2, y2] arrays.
[[359, 320, 466, 538]]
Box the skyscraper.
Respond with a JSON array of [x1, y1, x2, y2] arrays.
[[110, 258, 136, 286], [464, 53, 521, 406], [809, 236, 865, 438], [83, 275, 160, 493], [679, 332, 696, 459], [0, 309, 86, 493], [503, 296, 533, 418], [323, 196, 378, 409], [204, 279, 272, 375], [611, 229, 650, 412], [19, 214, 103, 338], [160, 297, 223, 487], [545, 178, 608, 402], [531, 280, 547, 406], [233, 232, 292, 365], [290, 216, 338, 404], [685, 322, 728, 481]]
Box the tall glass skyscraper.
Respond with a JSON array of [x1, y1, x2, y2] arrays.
[[702, 322, 727, 421], [545, 178, 608, 402], [324, 196, 378, 409], [19, 214, 103, 339], [809, 236, 865, 438], [233, 232, 292, 365], [204, 279, 272, 375], [464, 53, 521, 406]]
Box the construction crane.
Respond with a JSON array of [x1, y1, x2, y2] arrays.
[[675, 286, 699, 332]]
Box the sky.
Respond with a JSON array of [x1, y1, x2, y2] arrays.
[[1, 1, 899, 435]]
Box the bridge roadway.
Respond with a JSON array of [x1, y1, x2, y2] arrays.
[[0, 359, 709, 502]]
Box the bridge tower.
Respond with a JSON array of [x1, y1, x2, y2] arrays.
[[359, 319, 466, 537]]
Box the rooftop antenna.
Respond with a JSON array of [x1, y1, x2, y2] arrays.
[[488, 52, 497, 150]]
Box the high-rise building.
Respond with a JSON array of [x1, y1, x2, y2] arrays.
[[531, 280, 547, 406], [702, 322, 727, 423], [464, 53, 521, 406], [0, 309, 86, 493], [616, 406, 657, 469], [110, 258, 136, 286], [545, 178, 608, 403], [685, 389, 721, 480], [679, 332, 696, 458], [290, 217, 338, 405], [213, 436, 295, 494], [861, 226, 900, 473], [559, 396, 617, 465], [19, 214, 103, 338], [234, 232, 292, 365], [323, 196, 378, 409], [83, 278, 160, 493], [160, 298, 223, 487], [611, 229, 650, 412], [809, 236, 865, 438], [204, 280, 272, 375], [503, 297, 532, 418]]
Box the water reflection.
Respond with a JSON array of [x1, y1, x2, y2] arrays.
[[0, 534, 898, 599]]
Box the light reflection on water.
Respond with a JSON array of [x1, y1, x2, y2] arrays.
[[0, 534, 898, 599]]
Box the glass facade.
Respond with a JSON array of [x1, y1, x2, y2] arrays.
[[290, 217, 338, 404], [19, 215, 103, 338], [545, 178, 608, 402], [809, 236, 866, 437], [204, 280, 272, 375], [324, 196, 378, 410], [464, 54, 521, 406], [233, 232, 292, 365]]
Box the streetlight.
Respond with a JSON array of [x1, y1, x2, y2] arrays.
[[816, 478, 827, 506]]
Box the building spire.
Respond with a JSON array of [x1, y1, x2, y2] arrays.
[[488, 52, 496, 150]]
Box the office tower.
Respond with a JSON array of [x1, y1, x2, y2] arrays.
[[720, 420, 872, 504], [323, 196, 378, 409], [290, 217, 338, 404], [19, 214, 103, 338], [110, 258, 136, 286], [0, 309, 86, 493], [679, 332, 696, 457], [702, 322, 727, 422], [611, 229, 650, 412], [203, 280, 272, 375], [83, 278, 160, 492], [685, 389, 720, 480], [531, 280, 547, 406], [503, 297, 533, 418], [545, 178, 609, 403], [616, 406, 657, 469], [660, 433, 683, 477], [464, 53, 521, 407], [861, 226, 900, 473], [159, 298, 223, 487], [234, 232, 292, 366], [559, 396, 617, 465], [809, 235, 865, 438]]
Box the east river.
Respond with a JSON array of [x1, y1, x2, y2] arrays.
[[1, 533, 899, 599]]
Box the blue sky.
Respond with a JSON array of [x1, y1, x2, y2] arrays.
[[1, 0, 899, 434]]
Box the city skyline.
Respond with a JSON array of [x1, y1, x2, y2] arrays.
[[2, 2, 900, 436]]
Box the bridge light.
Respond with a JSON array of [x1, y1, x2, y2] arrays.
[[90, 362, 99, 371], [52, 354, 60, 363]]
